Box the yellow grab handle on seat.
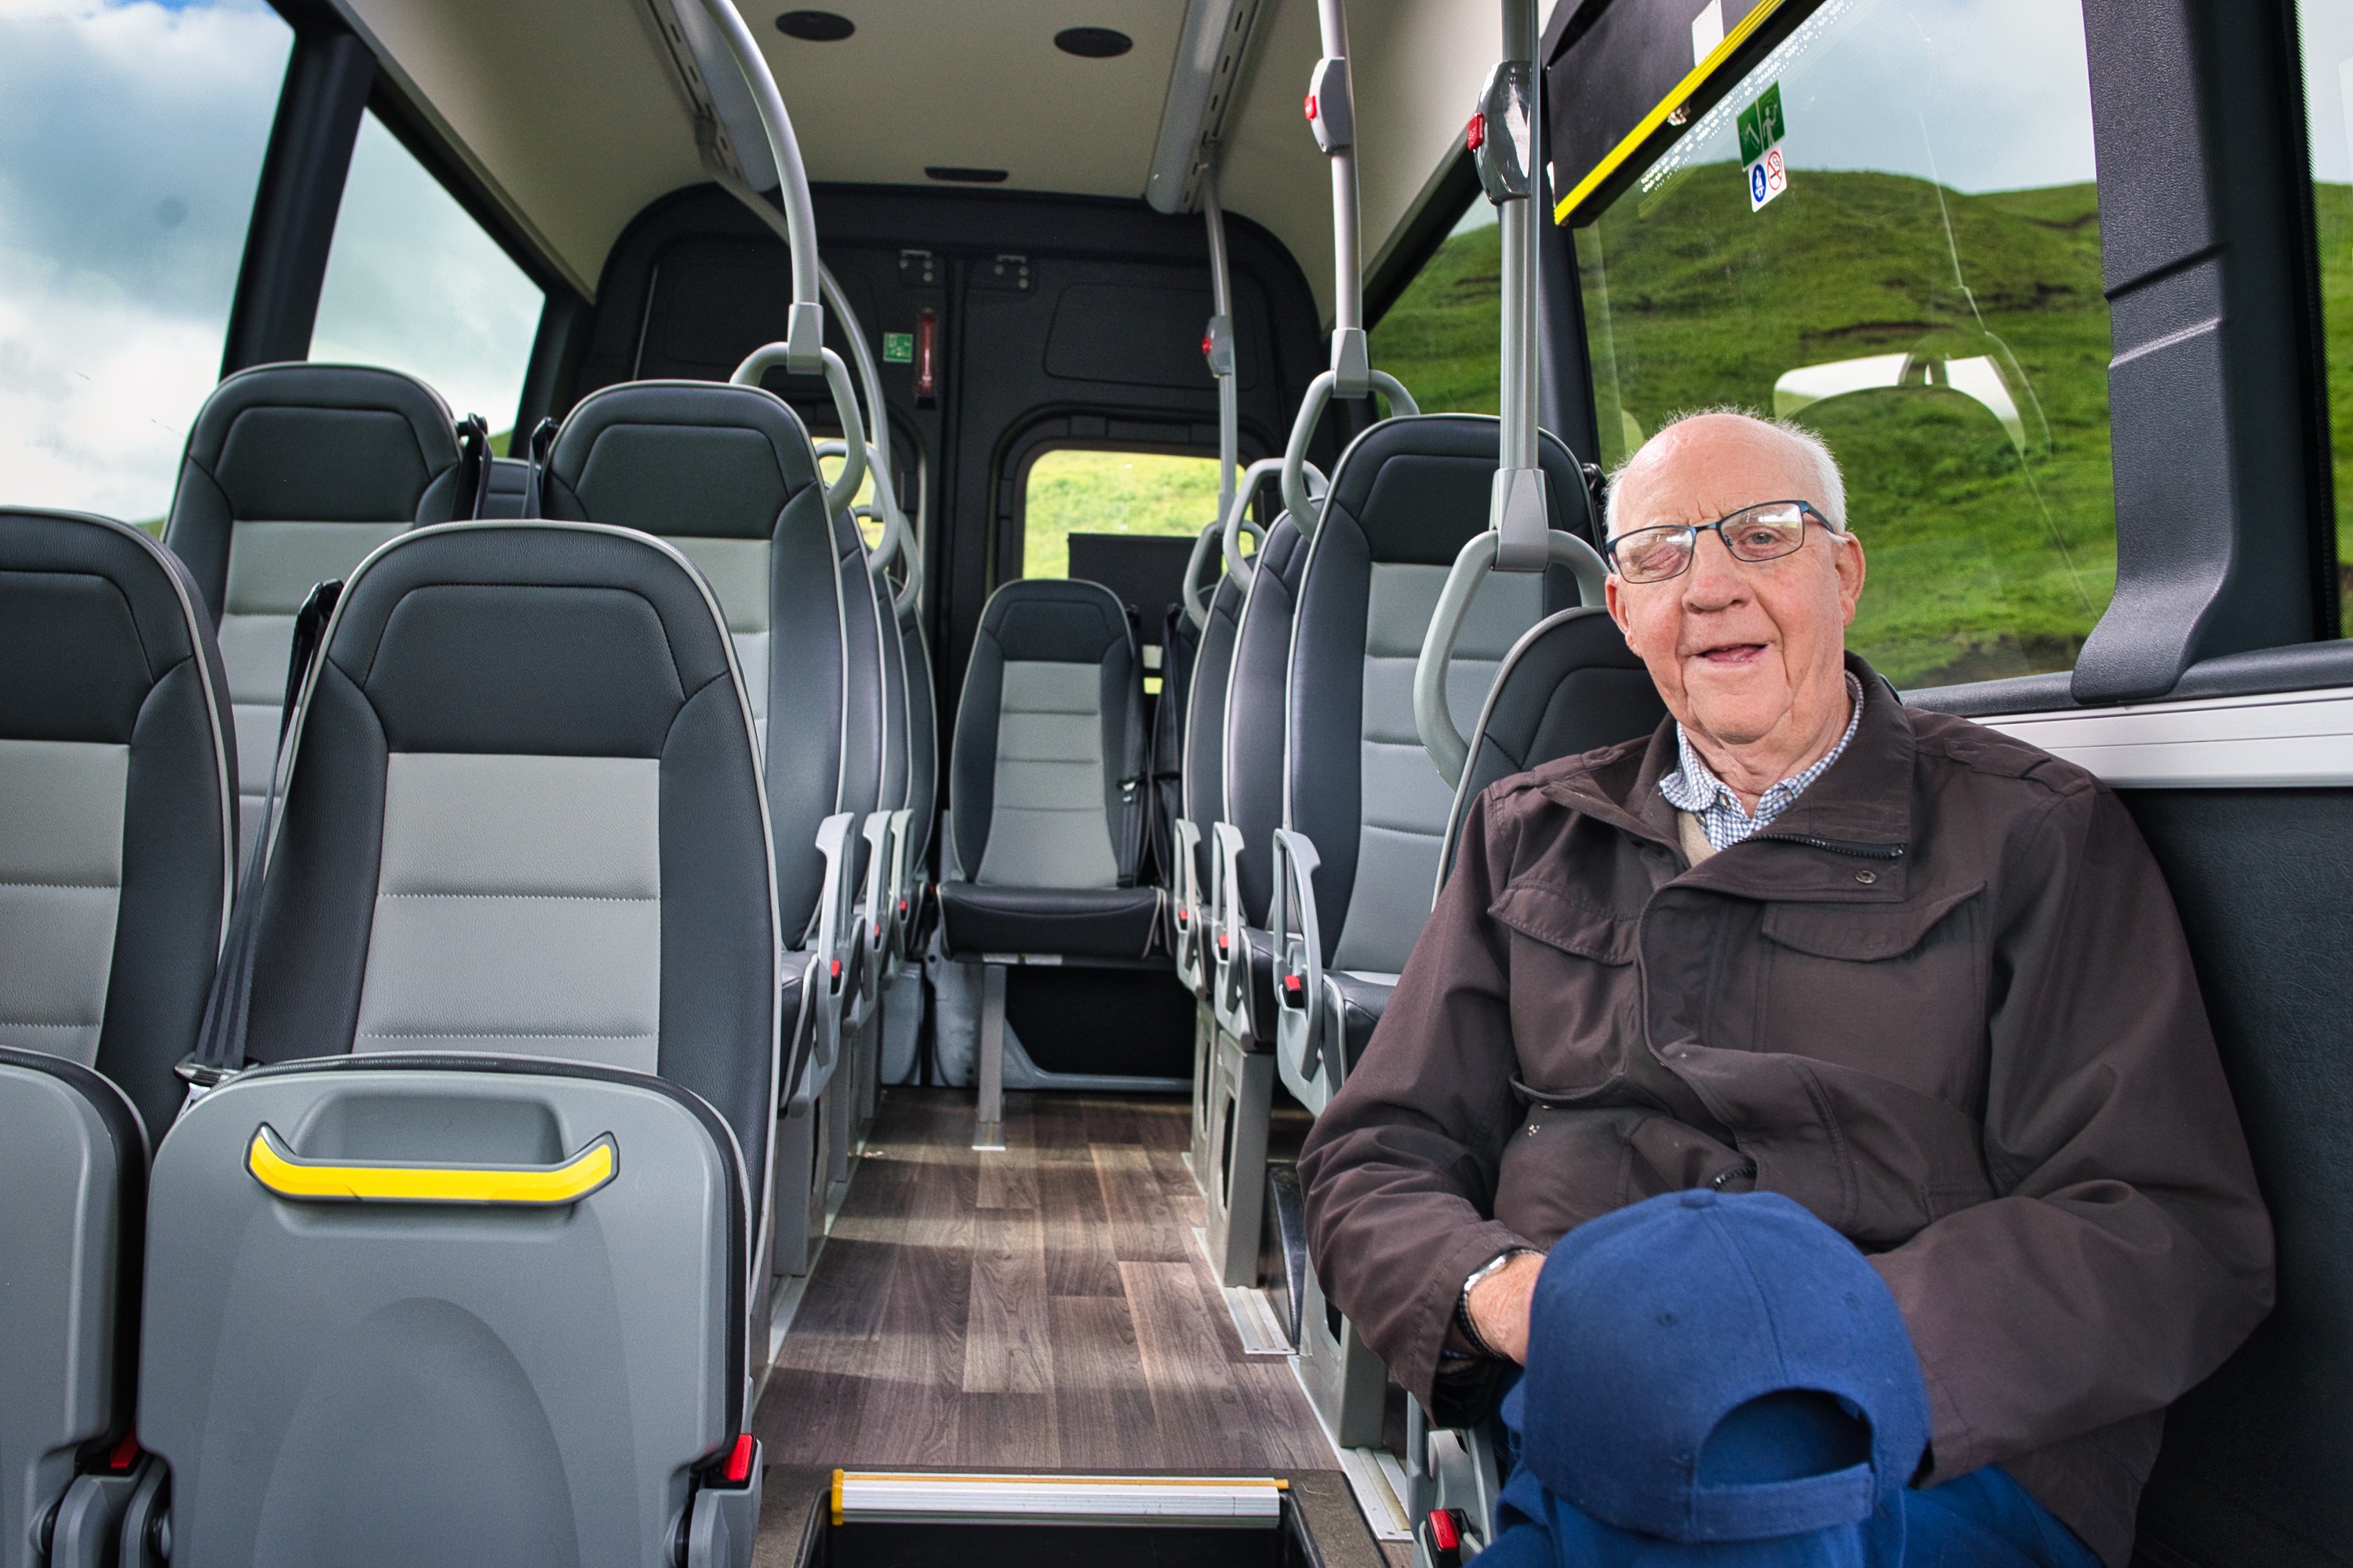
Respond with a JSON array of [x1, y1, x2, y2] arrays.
[[245, 1125, 618, 1205]]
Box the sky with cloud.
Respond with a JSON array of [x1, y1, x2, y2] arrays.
[[0, 0, 540, 522]]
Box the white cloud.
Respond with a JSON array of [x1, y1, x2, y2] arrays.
[[0, 0, 288, 518]]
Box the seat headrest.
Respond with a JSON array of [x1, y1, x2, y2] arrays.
[[177, 362, 462, 525], [978, 577, 1131, 663], [544, 380, 823, 540], [1324, 415, 1595, 564]]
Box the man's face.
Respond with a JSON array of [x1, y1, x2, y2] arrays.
[[1603, 416, 1866, 757]]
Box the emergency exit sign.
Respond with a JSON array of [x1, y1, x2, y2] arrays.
[[1737, 82, 1787, 211], [883, 332, 915, 363]]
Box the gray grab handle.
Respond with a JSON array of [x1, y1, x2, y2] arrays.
[[1413, 529, 1609, 788], [1281, 369, 1417, 531]]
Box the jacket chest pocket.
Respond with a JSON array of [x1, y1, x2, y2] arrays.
[[1492, 879, 1644, 1086], [1755, 885, 1987, 1104]]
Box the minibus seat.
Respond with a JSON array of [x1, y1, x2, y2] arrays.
[[1, 508, 235, 1568], [533, 379, 878, 1277], [137, 520, 774, 1568], [938, 577, 1158, 959], [1175, 552, 1247, 1001], [1435, 607, 1667, 890], [876, 595, 938, 1088], [1275, 418, 1596, 1112], [162, 363, 466, 854]]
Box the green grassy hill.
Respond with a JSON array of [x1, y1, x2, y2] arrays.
[[2315, 181, 2353, 617], [1373, 172, 2128, 688]]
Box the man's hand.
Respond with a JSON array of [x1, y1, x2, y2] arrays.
[[1465, 1250, 1546, 1363]]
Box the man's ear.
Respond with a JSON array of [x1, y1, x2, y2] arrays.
[[1605, 571, 1633, 635], [1834, 530, 1866, 625]]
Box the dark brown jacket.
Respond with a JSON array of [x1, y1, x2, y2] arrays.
[[1297, 657, 2272, 1566]]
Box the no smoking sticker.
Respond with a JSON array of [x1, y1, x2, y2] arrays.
[[1747, 147, 1787, 211], [1737, 80, 1788, 213]]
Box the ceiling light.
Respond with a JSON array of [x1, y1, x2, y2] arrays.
[[1055, 27, 1133, 58], [776, 10, 853, 41], [926, 166, 1009, 183]]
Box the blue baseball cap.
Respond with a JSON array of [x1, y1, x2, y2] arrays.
[[1499, 1189, 1929, 1560]]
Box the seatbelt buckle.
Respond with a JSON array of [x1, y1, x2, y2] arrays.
[[1417, 1508, 1471, 1568], [174, 1054, 244, 1110]]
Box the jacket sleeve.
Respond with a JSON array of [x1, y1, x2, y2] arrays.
[[1297, 786, 1540, 1416], [1871, 778, 2274, 1483]]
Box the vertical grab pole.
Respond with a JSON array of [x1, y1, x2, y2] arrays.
[[1482, 0, 1549, 569], [1202, 166, 1240, 536], [1307, 0, 1369, 397]]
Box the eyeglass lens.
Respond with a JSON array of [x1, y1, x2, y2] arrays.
[[1612, 504, 1810, 582]]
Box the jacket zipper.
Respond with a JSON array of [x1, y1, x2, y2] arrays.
[[1752, 832, 1907, 860]]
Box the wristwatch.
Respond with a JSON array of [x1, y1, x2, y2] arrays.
[[1454, 1247, 1540, 1359]]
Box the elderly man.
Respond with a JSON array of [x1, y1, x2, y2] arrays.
[[1297, 411, 2272, 1566]]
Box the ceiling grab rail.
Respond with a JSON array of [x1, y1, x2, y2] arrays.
[[1282, 0, 1419, 532], [809, 260, 921, 609], [684, 0, 867, 515], [1213, 456, 1307, 598], [1412, 0, 1609, 789]]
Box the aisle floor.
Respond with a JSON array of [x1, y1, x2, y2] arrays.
[[752, 1087, 1337, 1472]]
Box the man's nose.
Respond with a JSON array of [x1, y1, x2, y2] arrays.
[[1680, 528, 1749, 607]]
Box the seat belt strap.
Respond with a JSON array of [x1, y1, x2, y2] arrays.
[[183, 578, 342, 1097], [456, 415, 491, 519]]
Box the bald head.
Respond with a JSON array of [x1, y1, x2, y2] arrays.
[[1606, 411, 1846, 538]]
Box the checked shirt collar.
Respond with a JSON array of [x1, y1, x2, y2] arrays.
[[1659, 671, 1865, 853]]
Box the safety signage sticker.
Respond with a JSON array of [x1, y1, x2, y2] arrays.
[[882, 332, 915, 363], [1737, 82, 1787, 213]]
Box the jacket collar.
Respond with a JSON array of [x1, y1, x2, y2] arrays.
[[1540, 653, 1915, 860]]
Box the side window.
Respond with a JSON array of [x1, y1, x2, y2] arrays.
[[310, 111, 543, 446], [1569, 0, 2115, 691], [1020, 448, 1221, 580], [1372, 204, 1501, 413], [0, 0, 291, 526], [2297, 0, 2353, 628]]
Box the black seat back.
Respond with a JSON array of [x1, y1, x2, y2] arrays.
[[163, 364, 464, 853], [0, 508, 237, 1132], [949, 578, 1145, 890], [1436, 608, 1668, 885], [1220, 518, 1311, 924], [1284, 417, 1595, 971]]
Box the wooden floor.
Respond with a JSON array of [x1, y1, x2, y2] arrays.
[[752, 1087, 1337, 1472]]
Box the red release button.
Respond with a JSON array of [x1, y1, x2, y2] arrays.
[[722, 1433, 756, 1484], [1466, 113, 1486, 152], [1427, 1510, 1460, 1553]]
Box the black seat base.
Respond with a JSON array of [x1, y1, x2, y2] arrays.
[[939, 882, 1163, 962]]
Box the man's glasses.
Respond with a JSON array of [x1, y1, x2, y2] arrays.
[[1604, 500, 1832, 584]]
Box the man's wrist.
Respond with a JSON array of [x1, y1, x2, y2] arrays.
[[1455, 1247, 1540, 1359]]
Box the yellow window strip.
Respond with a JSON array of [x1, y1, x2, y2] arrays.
[[245, 1125, 617, 1206], [1553, 0, 1792, 227]]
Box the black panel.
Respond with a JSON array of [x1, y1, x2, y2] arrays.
[[1067, 534, 1196, 629], [1005, 964, 1193, 1079], [1045, 283, 1264, 391], [2123, 788, 2353, 1568], [937, 884, 1164, 962], [2069, 0, 2326, 699]]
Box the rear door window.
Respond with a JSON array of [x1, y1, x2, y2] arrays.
[[1568, 0, 2115, 690], [2296, 0, 2353, 628], [1021, 448, 1221, 580], [0, 0, 291, 526]]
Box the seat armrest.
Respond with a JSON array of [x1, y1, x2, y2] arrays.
[[1210, 821, 1249, 1038], [795, 812, 856, 1104], [1171, 817, 1205, 993], [1270, 828, 1333, 1101]]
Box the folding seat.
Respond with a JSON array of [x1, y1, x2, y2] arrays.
[[162, 364, 475, 854], [937, 578, 1158, 1146], [532, 379, 882, 1278], [0, 508, 236, 1568], [135, 519, 775, 1568]]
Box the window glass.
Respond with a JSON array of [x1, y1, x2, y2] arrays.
[[1371, 202, 1501, 414], [1021, 448, 1221, 579], [311, 111, 542, 446], [0, 0, 290, 526], [2296, 0, 2353, 627], [1574, 0, 2115, 689]]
